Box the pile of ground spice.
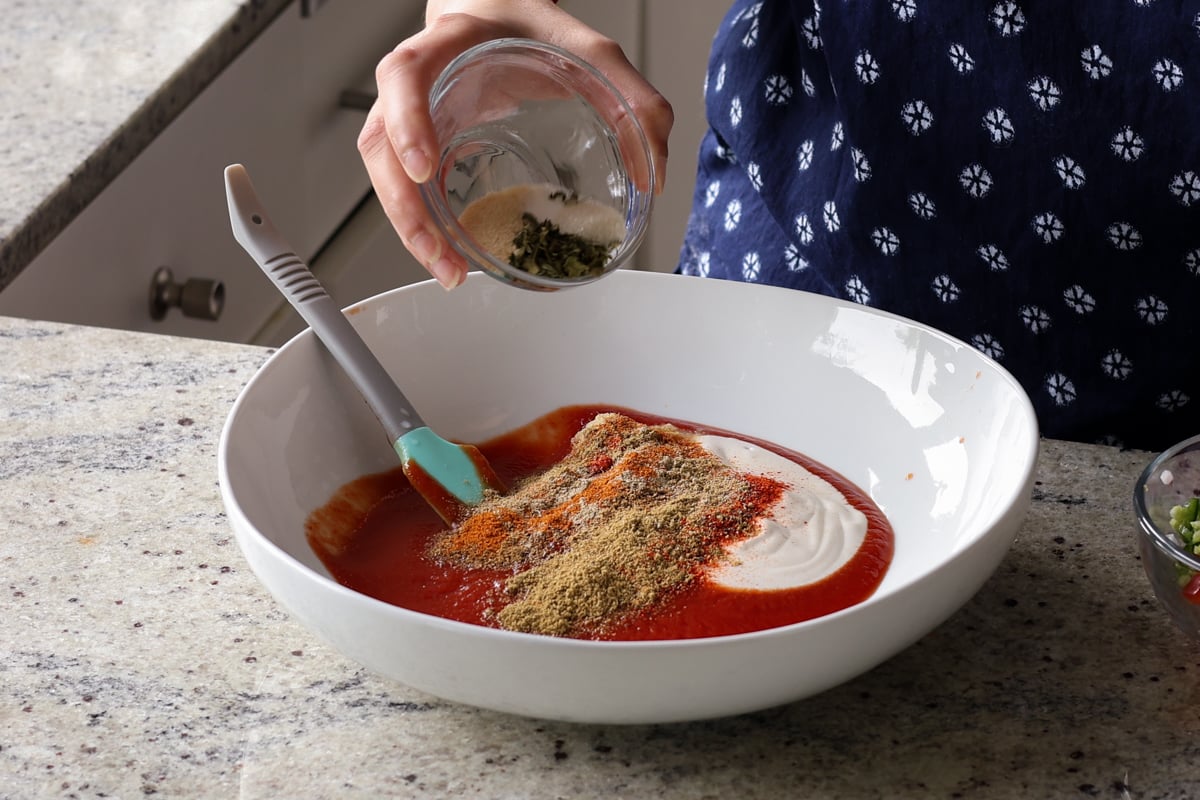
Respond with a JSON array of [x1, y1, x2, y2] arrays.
[[427, 413, 785, 638]]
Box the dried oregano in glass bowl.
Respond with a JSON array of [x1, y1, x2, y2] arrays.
[[420, 38, 655, 291]]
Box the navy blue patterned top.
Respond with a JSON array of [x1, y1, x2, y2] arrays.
[[678, 0, 1200, 450]]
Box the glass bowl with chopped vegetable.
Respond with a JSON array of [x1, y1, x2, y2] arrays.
[[1133, 433, 1200, 639], [420, 38, 655, 292]]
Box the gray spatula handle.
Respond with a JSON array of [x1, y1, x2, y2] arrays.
[[224, 163, 423, 441]]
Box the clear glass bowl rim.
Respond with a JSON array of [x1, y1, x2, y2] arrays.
[[1133, 431, 1200, 573]]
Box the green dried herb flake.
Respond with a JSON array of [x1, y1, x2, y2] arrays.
[[509, 213, 617, 280]]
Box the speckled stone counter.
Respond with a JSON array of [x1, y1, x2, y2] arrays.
[[0, 0, 288, 288], [2, 316, 1198, 799]]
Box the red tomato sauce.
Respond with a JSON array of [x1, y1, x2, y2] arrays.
[[306, 405, 894, 640]]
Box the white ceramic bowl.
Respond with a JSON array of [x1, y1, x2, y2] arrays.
[[218, 270, 1039, 724]]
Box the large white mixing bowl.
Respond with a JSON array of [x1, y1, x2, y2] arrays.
[[218, 270, 1038, 724]]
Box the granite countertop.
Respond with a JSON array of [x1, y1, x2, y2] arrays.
[[2, 315, 1199, 799], [0, 0, 290, 290]]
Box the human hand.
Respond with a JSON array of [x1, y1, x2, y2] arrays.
[[357, 0, 674, 289]]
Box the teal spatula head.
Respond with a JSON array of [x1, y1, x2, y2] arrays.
[[396, 427, 504, 510], [224, 163, 504, 523]]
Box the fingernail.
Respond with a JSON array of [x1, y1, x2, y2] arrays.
[[410, 230, 439, 264], [401, 148, 432, 183], [429, 257, 463, 290]]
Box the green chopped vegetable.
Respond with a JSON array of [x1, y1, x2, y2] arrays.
[[1168, 497, 1200, 586]]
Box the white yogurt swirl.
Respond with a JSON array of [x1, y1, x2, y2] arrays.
[[698, 435, 868, 590]]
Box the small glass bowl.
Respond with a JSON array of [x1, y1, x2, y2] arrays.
[[1133, 433, 1200, 640], [419, 38, 655, 292]]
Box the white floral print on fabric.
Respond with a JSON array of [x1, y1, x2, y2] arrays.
[[1028, 76, 1062, 110], [983, 108, 1015, 143], [948, 43, 975, 73], [978, 244, 1009, 271], [1102, 350, 1133, 380], [851, 148, 873, 181], [1063, 285, 1097, 314], [909, 192, 937, 219], [960, 164, 993, 197], [797, 140, 815, 171], [1111, 127, 1144, 161], [724, 199, 742, 231], [746, 162, 763, 192], [704, 181, 721, 208], [823, 200, 841, 232], [1170, 171, 1200, 206], [971, 334, 1004, 360], [1054, 156, 1086, 189], [1081, 45, 1113, 79], [991, 2, 1026, 37], [1185, 248, 1200, 276], [855, 51, 881, 84], [1032, 212, 1065, 243], [1153, 59, 1184, 91], [764, 74, 793, 105], [871, 227, 900, 255], [784, 243, 809, 272], [932, 274, 960, 302], [892, 0, 917, 23], [902, 100, 935, 135]]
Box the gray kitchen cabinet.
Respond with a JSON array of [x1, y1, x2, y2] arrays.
[[0, 0, 425, 344], [0, 0, 728, 345]]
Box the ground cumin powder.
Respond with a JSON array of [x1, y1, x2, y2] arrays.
[[427, 413, 784, 638]]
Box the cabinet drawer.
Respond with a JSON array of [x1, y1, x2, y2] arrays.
[[0, 0, 422, 343]]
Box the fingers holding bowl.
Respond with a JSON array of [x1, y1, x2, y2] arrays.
[[360, 13, 666, 292]]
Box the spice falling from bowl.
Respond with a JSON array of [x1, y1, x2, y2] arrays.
[[458, 185, 625, 279]]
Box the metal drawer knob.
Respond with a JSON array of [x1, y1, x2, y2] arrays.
[[149, 266, 225, 321]]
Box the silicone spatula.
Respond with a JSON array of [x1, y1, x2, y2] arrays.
[[224, 163, 504, 524]]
